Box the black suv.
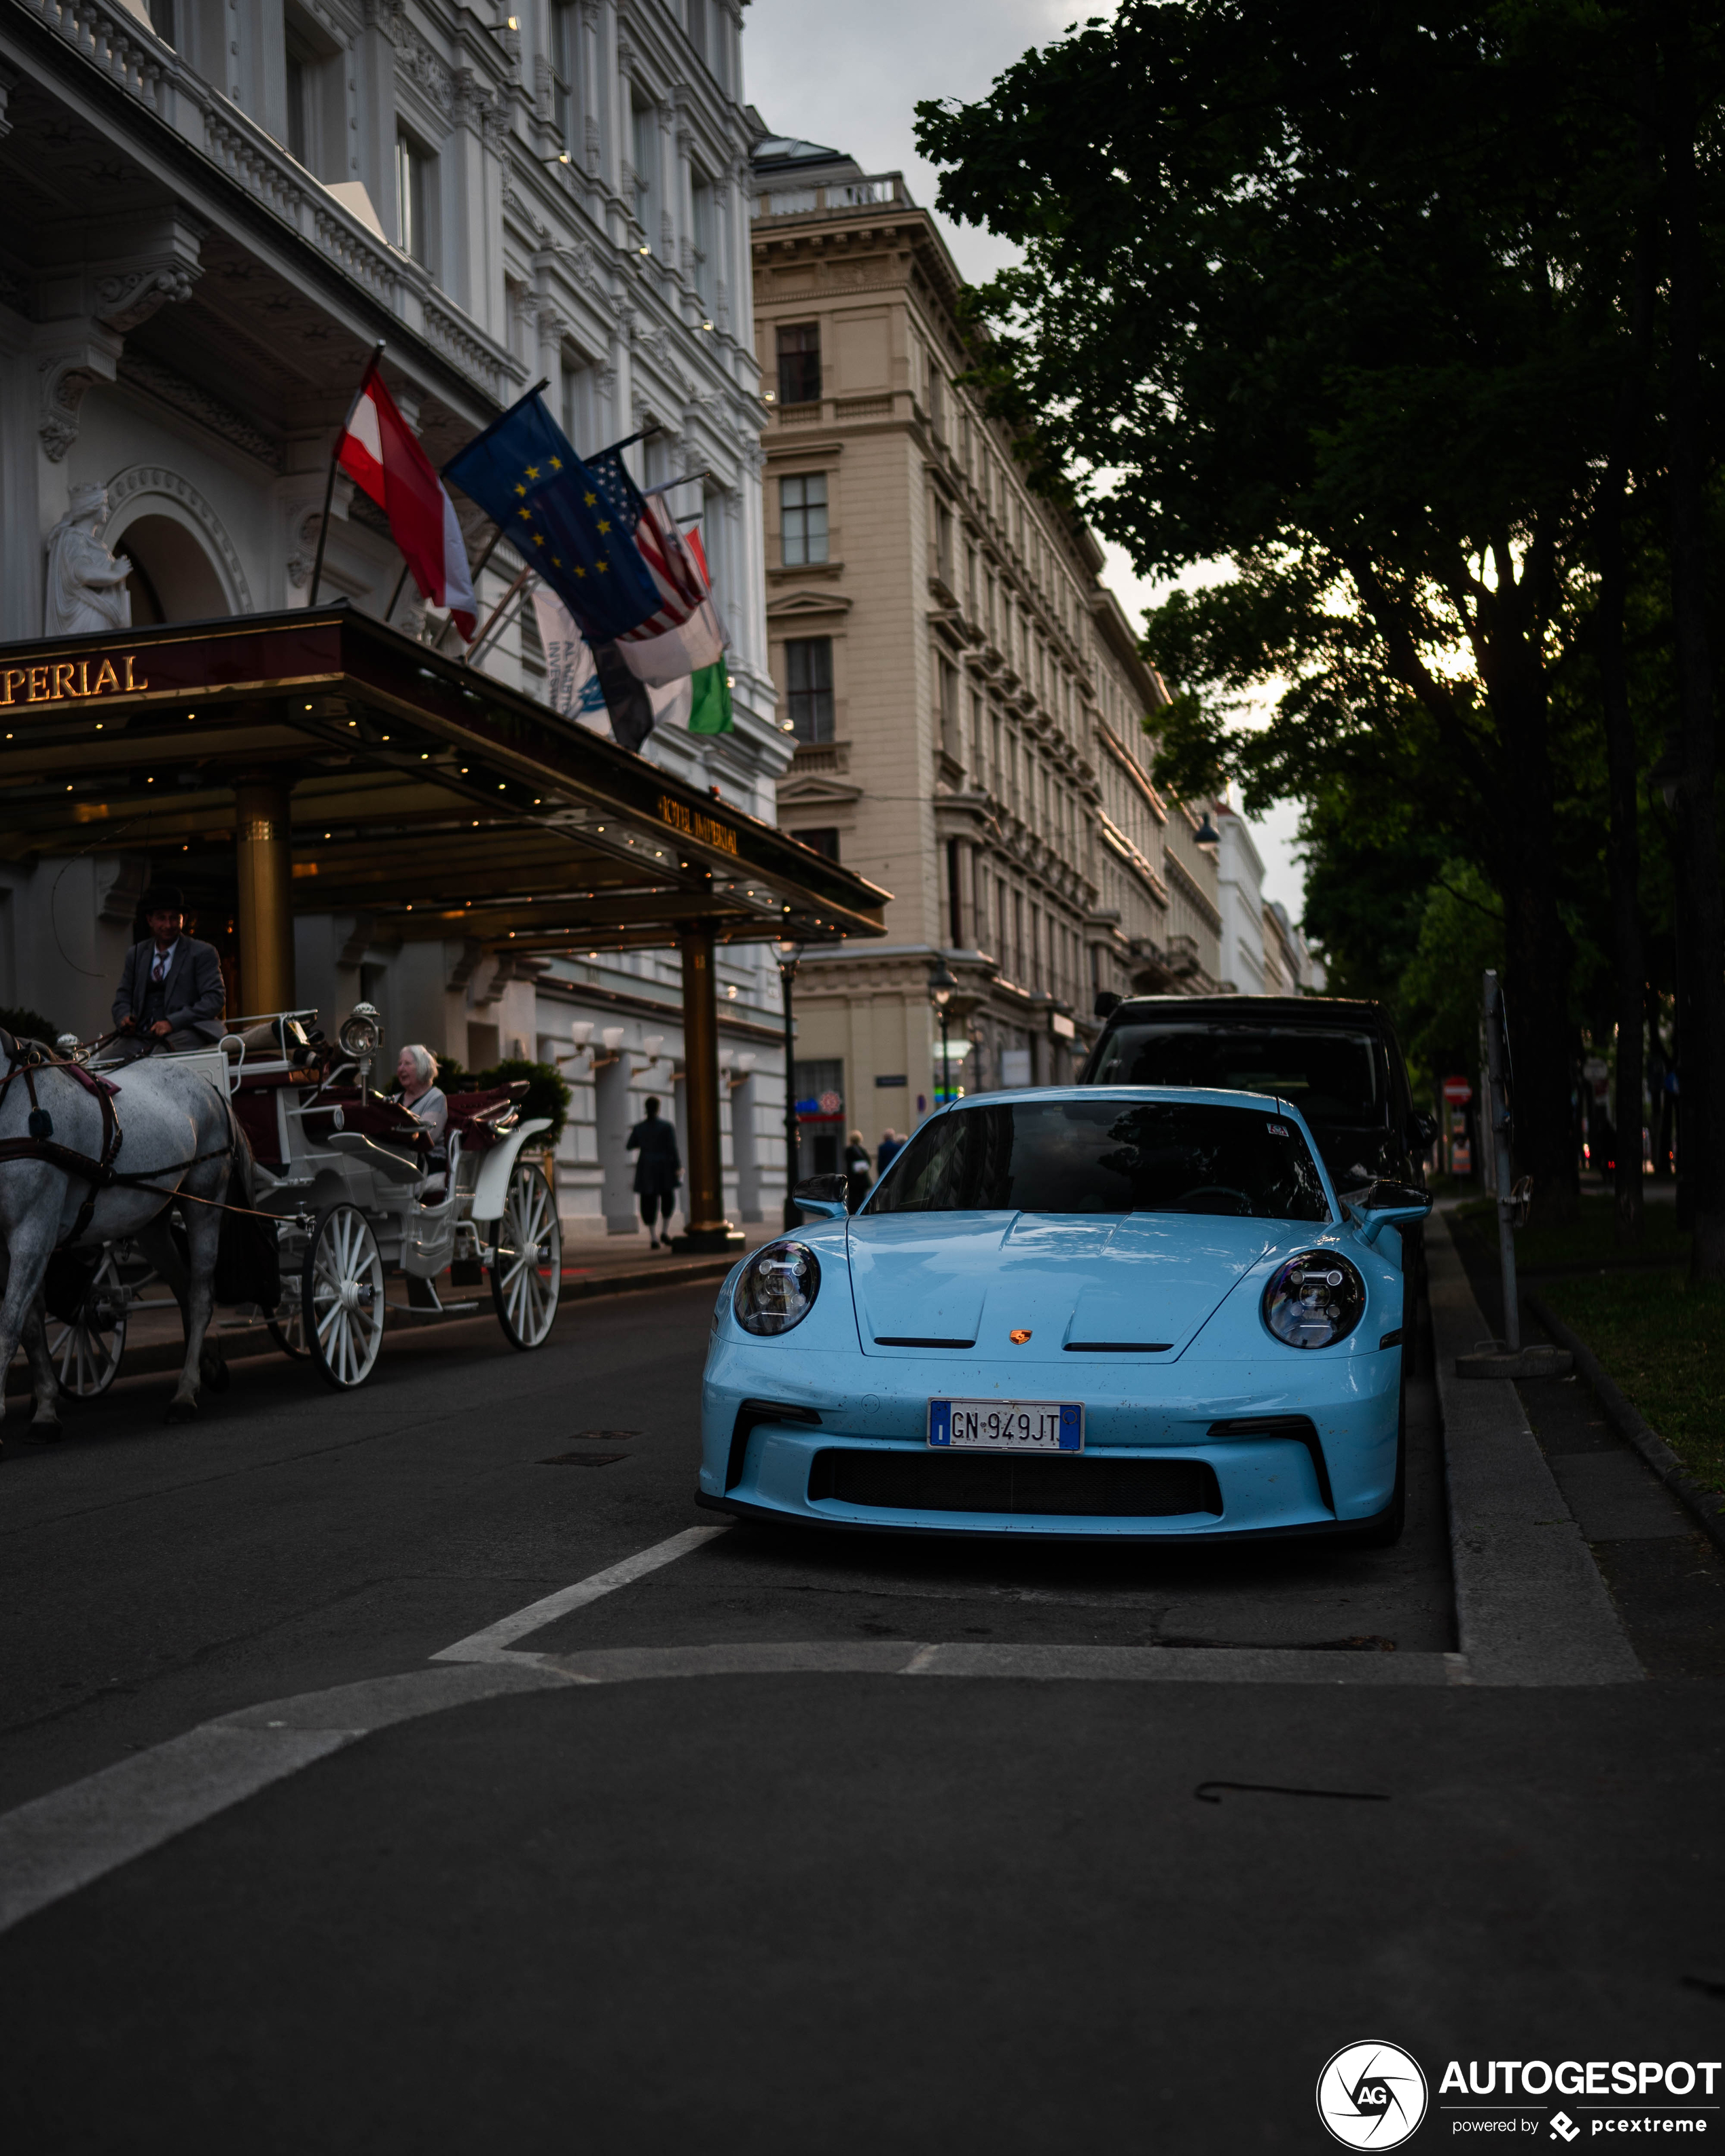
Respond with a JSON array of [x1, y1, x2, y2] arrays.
[[1080, 994, 1436, 1197]]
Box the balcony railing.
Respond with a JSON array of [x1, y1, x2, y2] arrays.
[[751, 174, 907, 219]]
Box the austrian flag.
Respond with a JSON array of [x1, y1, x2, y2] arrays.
[[337, 360, 476, 638]]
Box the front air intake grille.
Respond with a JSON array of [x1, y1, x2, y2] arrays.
[[1206, 1414, 1332, 1514], [807, 1449, 1222, 1518]]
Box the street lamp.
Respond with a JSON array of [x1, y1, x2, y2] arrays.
[[1193, 809, 1221, 847], [929, 956, 959, 1108], [777, 940, 803, 1228]]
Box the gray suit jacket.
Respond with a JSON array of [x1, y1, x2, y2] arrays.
[[113, 936, 226, 1042]]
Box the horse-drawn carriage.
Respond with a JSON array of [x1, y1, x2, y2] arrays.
[[32, 1004, 561, 1404]]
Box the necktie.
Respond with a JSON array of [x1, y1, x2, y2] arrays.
[[152, 949, 168, 984]]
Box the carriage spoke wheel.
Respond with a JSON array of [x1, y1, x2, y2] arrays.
[[302, 1204, 385, 1389], [267, 1300, 307, 1358], [46, 1250, 128, 1399], [489, 1163, 562, 1350]]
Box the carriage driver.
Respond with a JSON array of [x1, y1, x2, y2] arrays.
[[111, 884, 226, 1059]]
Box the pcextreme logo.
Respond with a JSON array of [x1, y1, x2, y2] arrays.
[[1318, 2041, 1430, 2148]]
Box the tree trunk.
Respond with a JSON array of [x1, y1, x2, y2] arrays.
[[1658, 4, 1725, 1279], [1493, 668, 1579, 1222], [1597, 489, 1646, 1247]]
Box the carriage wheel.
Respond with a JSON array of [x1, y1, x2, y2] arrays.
[[45, 1249, 128, 1399], [267, 1302, 307, 1358], [302, 1205, 385, 1389], [489, 1163, 562, 1350]]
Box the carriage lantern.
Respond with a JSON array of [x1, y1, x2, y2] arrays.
[[338, 1002, 382, 1088]]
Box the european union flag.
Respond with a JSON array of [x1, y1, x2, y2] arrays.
[[442, 395, 661, 643]]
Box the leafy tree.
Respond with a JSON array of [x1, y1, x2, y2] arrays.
[[917, 0, 1681, 1224]]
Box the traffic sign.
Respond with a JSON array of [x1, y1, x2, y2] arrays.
[[1442, 1076, 1473, 1105]]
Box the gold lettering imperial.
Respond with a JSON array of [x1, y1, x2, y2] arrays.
[[0, 654, 147, 706], [657, 792, 738, 855]]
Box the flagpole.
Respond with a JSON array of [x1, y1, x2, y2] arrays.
[[383, 562, 410, 623], [310, 339, 386, 608], [463, 564, 535, 668]]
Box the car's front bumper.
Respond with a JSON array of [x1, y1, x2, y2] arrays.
[[698, 1341, 1402, 1541]]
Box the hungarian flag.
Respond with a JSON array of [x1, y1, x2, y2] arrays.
[[338, 359, 476, 638], [583, 452, 726, 687]]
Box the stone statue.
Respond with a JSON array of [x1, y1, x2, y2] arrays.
[[44, 483, 133, 636]]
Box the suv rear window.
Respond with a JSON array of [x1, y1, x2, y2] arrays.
[[1086, 1024, 1387, 1125]]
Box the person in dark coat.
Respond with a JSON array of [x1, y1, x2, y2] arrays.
[[626, 1095, 681, 1249], [876, 1128, 905, 1175], [843, 1129, 873, 1213], [112, 885, 225, 1058]]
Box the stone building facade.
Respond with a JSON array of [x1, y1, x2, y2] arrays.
[[750, 136, 1225, 1169], [0, 0, 794, 1237]]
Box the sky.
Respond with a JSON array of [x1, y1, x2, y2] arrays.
[[741, 0, 1309, 924]]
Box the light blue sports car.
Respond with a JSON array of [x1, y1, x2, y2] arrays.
[[697, 1088, 1432, 1543]]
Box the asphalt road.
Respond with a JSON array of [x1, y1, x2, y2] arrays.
[[2, 1279, 1722, 2153]]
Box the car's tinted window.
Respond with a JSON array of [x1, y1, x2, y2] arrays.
[[869, 1099, 1329, 1221], [1087, 1024, 1387, 1124]]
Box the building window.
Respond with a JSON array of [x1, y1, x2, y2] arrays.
[[147, 0, 175, 41], [632, 100, 657, 236], [784, 637, 835, 743], [692, 172, 716, 306], [395, 132, 429, 264], [777, 321, 821, 407], [789, 827, 840, 860], [551, 0, 579, 149], [780, 473, 828, 566]]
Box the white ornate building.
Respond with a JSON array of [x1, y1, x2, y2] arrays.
[[0, 0, 797, 1235]]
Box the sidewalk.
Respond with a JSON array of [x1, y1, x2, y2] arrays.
[[9, 1220, 786, 1393]]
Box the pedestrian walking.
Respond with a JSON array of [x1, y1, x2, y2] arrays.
[[627, 1095, 682, 1249], [843, 1128, 873, 1213], [876, 1128, 905, 1175]]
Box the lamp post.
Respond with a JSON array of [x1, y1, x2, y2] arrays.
[[777, 940, 803, 1228], [929, 956, 959, 1108]]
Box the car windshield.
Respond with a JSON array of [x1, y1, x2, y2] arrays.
[[869, 1098, 1330, 1221], [1087, 1023, 1387, 1125]]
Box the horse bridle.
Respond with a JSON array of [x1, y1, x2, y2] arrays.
[[0, 1035, 223, 1247]]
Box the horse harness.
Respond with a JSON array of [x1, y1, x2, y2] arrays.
[[0, 1031, 229, 1246]]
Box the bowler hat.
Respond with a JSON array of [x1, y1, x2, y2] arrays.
[[139, 884, 185, 915]]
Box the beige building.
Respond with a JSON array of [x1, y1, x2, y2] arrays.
[[748, 134, 1223, 1170]]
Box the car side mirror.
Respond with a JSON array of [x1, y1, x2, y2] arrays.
[[1345, 1179, 1434, 1247], [1406, 1108, 1439, 1150], [1093, 990, 1121, 1019], [792, 1173, 850, 1222]]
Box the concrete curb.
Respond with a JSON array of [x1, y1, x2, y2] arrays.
[[1527, 1292, 1725, 1561], [1430, 1216, 1642, 1687]]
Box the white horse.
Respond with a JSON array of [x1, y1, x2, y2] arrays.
[[0, 1040, 248, 1447]]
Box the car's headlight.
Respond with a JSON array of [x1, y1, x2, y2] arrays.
[[1263, 1251, 1366, 1349], [733, 1240, 821, 1336]]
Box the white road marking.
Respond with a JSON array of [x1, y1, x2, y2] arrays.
[[430, 1524, 731, 1664], [0, 1727, 359, 1937]]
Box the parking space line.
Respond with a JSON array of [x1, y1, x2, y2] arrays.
[[430, 1524, 732, 1664]]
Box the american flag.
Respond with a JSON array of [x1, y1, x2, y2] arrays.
[[583, 450, 711, 642]]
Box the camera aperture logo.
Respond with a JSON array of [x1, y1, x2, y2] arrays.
[[1318, 2042, 1430, 2148]]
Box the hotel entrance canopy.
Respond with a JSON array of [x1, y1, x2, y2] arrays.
[[0, 606, 887, 966], [0, 606, 888, 1250]]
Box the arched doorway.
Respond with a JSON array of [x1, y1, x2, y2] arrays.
[[117, 512, 230, 624]]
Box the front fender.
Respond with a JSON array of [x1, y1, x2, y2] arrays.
[[469, 1118, 551, 1223]]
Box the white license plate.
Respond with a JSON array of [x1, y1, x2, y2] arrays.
[[928, 1399, 1084, 1453]]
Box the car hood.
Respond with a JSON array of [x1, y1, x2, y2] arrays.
[[846, 1212, 1281, 1362]]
